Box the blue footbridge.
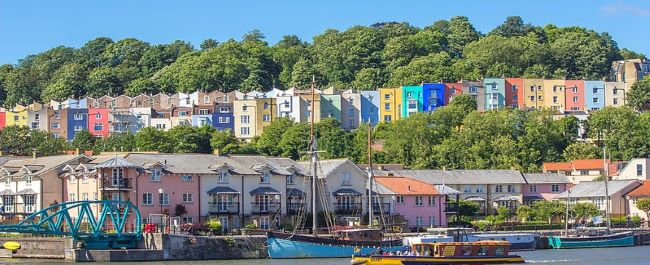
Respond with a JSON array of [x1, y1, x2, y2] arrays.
[[0, 200, 142, 249]]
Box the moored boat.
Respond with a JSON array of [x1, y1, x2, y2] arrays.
[[548, 229, 634, 249], [403, 227, 536, 251], [351, 241, 525, 265]]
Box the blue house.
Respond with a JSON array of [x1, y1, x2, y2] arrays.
[[422, 83, 446, 112], [584, 80, 605, 110], [360, 91, 379, 126], [67, 108, 89, 140], [213, 103, 234, 131], [483, 78, 506, 110]]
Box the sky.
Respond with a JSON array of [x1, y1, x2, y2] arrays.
[[1, 0, 649, 64]]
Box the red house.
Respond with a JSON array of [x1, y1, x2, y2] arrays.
[[505, 78, 524, 109], [564, 80, 585, 111], [0, 110, 5, 129], [444, 83, 463, 105], [88, 108, 109, 137]]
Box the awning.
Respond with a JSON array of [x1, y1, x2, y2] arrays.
[[464, 196, 486, 202], [207, 186, 240, 195], [0, 189, 15, 196], [523, 195, 544, 201], [249, 187, 281, 195], [16, 189, 36, 195], [494, 195, 519, 202], [287, 188, 305, 197], [332, 188, 362, 196]]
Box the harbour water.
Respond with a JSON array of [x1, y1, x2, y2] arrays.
[[4, 246, 650, 265]]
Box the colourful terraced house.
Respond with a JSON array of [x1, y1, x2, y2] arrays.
[[360, 90, 379, 126], [505, 78, 523, 109], [379, 87, 402, 123], [422, 83, 445, 112], [483, 78, 506, 110], [374, 176, 447, 229], [564, 80, 585, 111], [402, 85, 423, 118], [543, 79, 566, 111], [584, 80, 606, 110], [5, 105, 28, 127]]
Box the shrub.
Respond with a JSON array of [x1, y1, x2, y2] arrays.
[[204, 219, 222, 234]]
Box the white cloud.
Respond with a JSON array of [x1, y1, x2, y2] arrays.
[[602, 0, 650, 17]]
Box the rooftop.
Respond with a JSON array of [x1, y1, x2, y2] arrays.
[[374, 176, 439, 195], [557, 179, 641, 198], [523, 173, 569, 184], [627, 180, 650, 197]]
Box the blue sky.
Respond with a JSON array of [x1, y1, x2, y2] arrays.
[[1, 0, 649, 64]]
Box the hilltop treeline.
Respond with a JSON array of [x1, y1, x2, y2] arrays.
[[0, 16, 646, 108]]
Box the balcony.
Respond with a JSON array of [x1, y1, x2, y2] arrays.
[[250, 202, 280, 214], [0, 203, 36, 214], [372, 203, 391, 214], [334, 203, 362, 214], [103, 178, 133, 190], [287, 202, 305, 215], [208, 202, 240, 214]]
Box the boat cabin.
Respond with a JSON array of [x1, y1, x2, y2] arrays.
[[336, 228, 383, 241], [411, 241, 511, 257], [424, 227, 472, 241]]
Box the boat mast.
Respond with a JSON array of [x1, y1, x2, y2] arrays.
[[603, 143, 611, 231], [310, 76, 318, 236], [564, 172, 570, 235], [367, 123, 374, 228]]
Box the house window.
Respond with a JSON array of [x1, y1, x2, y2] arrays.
[[512, 85, 517, 91], [31, 122, 39, 129], [82, 192, 89, 201], [26, 175, 32, 184], [529, 185, 537, 192], [241, 115, 250, 124], [463, 185, 472, 193], [54, 112, 61, 119], [476, 186, 484, 193], [242, 106, 248, 111], [159, 193, 169, 205], [260, 216, 270, 230], [34, 113, 40, 121], [573, 97, 579, 103], [613, 98, 618, 105], [383, 115, 392, 122], [74, 125, 83, 132], [181, 175, 193, 182], [637, 164, 643, 176], [429, 216, 436, 226], [263, 114, 271, 122], [111, 168, 124, 186], [69, 193, 76, 202], [287, 174, 295, 185], [93, 192, 98, 200], [219, 107, 230, 113], [342, 173, 351, 186], [495, 185, 503, 193], [241, 127, 250, 135], [182, 193, 193, 203], [150, 169, 161, 182], [507, 185, 513, 193], [156, 124, 166, 129], [218, 117, 230, 123], [93, 123, 103, 131], [552, 184, 560, 192], [415, 216, 423, 227], [384, 103, 390, 111], [74, 113, 83, 120], [530, 96, 535, 101], [593, 98, 599, 103], [384, 94, 391, 100], [428, 196, 436, 206], [538, 86, 543, 91], [538, 96, 543, 101], [396, 195, 405, 204], [593, 88, 598, 93], [553, 96, 558, 103], [95, 113, 102, 119], [573, 87, 578, 93], [218, 171, 230, 183], [52, 123, 60, 129], [579, 170, 589, 175], [204, 95, 210, 104], [469, 86, 478, 93], [263, 102, 269, 109], [199, 109, 209, 115], [260, 172, 271, 183], [182, 216, 193, 224], [415, 196, 423, 206], [224, 95, 229, 103], [179, 111, 187, 117]]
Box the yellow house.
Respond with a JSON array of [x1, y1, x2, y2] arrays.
[[543, 79, 566, 111], [5, 104, 28, 127], [522, 79, 544, 110], [379, 88, 402, 123], [233, 97, 277, 141]]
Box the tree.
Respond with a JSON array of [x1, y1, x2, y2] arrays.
[[619, 48, 646, 60], [627, 79, 650, 111], [257, 118, 294, 156], [563, 142, 600, 161], [290, 57, 324, 88], [278, 123, 310, 160], [446, 16, 480, 57], [636, 197, 650, 220], [71, 130, 95, 150], [388, 52, 456, 86], [0, 126, 33, 155], [448, 95, 477, 114], [174, 204, 188, 217], [489, 16, 539, 38], [96, 133, 135, 153], [496, 206, 511, 222], [571, 202, 600, 220], [458, 200, 480, 217], [532, 200, 566, 224], [135, 127, 174, 153], [200, 39, 219, 50], [210, 129, 239, 155], [167, 125, 214, 153], [124, 77, 160, 96], [516, 205, 533, 223], [42, 63, 88, 101]]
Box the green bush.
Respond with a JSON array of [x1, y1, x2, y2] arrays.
[[244, 223, 257, 230], [204, 219, 222, 233]]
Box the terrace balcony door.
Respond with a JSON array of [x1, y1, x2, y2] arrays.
[[256, 195, 271, 212], [2, 195, 14, 213]]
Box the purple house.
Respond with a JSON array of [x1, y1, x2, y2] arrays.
[[375, 176, 447, 230]]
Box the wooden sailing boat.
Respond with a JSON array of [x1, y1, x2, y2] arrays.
[[548, 143, 634, 249], [266, 79, 403, 258]]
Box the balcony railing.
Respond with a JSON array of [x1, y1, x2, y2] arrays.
[[103, 178, 133, 190], [334, 203, 362, 214], [0, 203, 37, 214], [287, 202, 305, 214], [208, 202, 240, 214], [250, 202, 280, 214], [372, 203, 391, 214]]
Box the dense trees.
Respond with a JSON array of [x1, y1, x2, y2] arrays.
[[0, 16, 640, 108]]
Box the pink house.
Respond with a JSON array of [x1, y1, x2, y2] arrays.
[[374, 176, 447, 230], [88, 108, 109, 137], [522, 173, 570, 205]]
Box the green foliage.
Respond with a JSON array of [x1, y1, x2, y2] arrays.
[[448, 95, 477, 114], [71, 130, 95, 150], [257, 117, 294, 156], [636, 197, 650, 215], [0, 126, 66, 156], [563, 142, 600, 161], [210, 129, 239, 155], [458, 200, 480, 217], [571, 202, 600, 219], [496, 206, 511, 222], [531, 200, 566, 224], [627, 79, 650, 111], [516, 205, 533, 222], [205, 219, 223, 232]]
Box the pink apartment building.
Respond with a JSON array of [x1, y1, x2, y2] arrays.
[[375, 176, 447, 229], [522, 173, 569, 205], [88, 108, 109, 137]]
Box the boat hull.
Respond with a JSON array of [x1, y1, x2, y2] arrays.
[[351, 255, 526, 265], [405, 233, 536, 251], [548, 232, 635, 249], [267, 232, 403, 259]]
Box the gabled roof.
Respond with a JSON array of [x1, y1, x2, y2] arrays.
[[557, 180, 641, 198], [230, 156, 292, 175], [94, 157, 142, 169], [125, 153, 256, 175], [298, 159, 365, 179], [374, 176, 439, 195], [377, 169, 526, 185], [523, 173, 569, 184], [627, 180, 650, 197]]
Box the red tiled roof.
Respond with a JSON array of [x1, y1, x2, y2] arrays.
[[543, 162, 573, 171], [374, 176, 439, 195], [543, 159, 624, 172], [627, 180, 650, 197]]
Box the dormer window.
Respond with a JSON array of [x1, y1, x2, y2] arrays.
[[218, 171, 230, 183], [4, 177, 10, 185], [342, 172, 351, 186], [69, 175, 76, 183], [26, 175, 33, 184], [287, 173, 296, 185], [260, 172, 271, 183]]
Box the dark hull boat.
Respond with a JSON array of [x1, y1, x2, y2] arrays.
[[267, 231, 403, 258]]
